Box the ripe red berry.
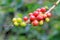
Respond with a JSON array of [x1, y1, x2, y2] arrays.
[[39, 12, 43, 16], [32, 20, 39, 26], [39, 12, 42, 14], [36, 15, 43, 21], [30, 15, 36, 21], [43, 14, 47, 18], [33, 11, 39, 17], [41, 7, 46, 12], [36, 8, 41, 12], [23, 16, 28, 21], [46, 13, 52, 17], [29, 13, 33, 16]]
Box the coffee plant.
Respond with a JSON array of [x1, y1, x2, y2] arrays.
[[0, 0, 60, 40]]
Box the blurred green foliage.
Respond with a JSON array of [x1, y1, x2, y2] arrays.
[[0, 0, 60, 40]]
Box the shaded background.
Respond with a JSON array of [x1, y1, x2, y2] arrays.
[[0, 0, 60, 40]]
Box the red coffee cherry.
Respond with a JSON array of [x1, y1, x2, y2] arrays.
[[29, 13, 33, 16], [30, 15, 36, 21], [32, 20, 39, 26], [33, 11, 39, 17], [46, 12, 52, 17], [23, 16, 28, 21], [36, 15, 43, 21], [41, 7, 46, 13]]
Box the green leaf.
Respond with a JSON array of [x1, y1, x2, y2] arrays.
[[17, 13, 23, 18], [18, 36, 27, 40]]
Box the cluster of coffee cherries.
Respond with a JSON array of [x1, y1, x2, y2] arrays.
[[12, 18, 27, 27], [23, 7, 52, 26], [12, 7, 52, 27]]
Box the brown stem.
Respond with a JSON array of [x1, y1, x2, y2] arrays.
[[46, 0, 60, 13], [26, 0, 60, 24]]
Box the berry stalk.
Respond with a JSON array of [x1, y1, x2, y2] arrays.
[[12, 0, 60, 26], [46, 0, 60, 13], [26, 0, 60, 24]]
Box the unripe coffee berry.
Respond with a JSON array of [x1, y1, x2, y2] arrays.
[[20, 22, 27, 27], [17, 18, 22, 23], [45, 18, 50, 22]]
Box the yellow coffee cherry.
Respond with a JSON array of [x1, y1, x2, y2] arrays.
[[39, 20, 43, 25], [14, 22, 19, 26], [20, 22, 26, 27], [45, 18, 50, 22], [12, 18, 17, 22], [17, 18, 22, 23]]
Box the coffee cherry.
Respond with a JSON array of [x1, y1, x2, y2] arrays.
[[14, 22, 19, 26], [20, 22, 26, 27], [32, 20, 39, 26], [17, 18, 22, 23], [12, 18, 17, 22], [41, 7, 46, 12], [36, 8, 41, 12], [36, 15, 43, 21], [39, 20, 44, 25], [46, 13, 52, 17], [33, 11, 39, 17], [23, 16, 28, 21], [29, 13, 33, 16], [39, 12, 43, 16], [30, 15, 36, 21], [39, 12, 43, 14], [43, 14, 47, 18], [45, 18, 50, 22]]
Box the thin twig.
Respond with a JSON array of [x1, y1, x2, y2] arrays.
[[46, 0, 60, 13], [26, 0, 60, 24]]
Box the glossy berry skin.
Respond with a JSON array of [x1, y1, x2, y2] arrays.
[[32, 20, 39, 26], [29, 13, 33, 16], [41, 7, 46, 12], [36, 15, 43, 21], [30, 15, 36, 21], [45, 18, 50, 22], [17, 18, 22, 23], [20, 22, 26, 27], [46, 13, 51, 17], [36, 8, 41, 12], [12, 18, 17, 22], [39, 12, 42, 14], [23, 16, 28, 21], [33, 11, 39, 17], [39, 12, 43, 16], [43, 14, 47, 18], [39, 20, 44, 25], [14, 22, 19, 26]]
